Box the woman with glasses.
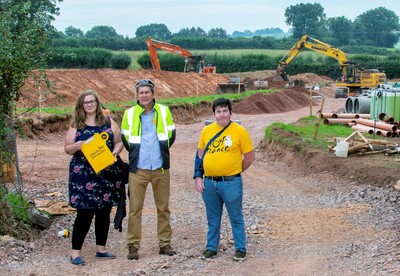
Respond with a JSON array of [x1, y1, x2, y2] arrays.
[[64, 90, 124, 265]]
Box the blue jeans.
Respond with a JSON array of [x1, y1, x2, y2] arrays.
[[202, 176, 246, 252]]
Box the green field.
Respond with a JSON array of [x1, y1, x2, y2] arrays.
[[121, 44, 399, 71], [121, 49, 304, 70]]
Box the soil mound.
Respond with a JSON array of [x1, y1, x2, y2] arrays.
[[290, 73, 333, 85], [20, 69, 231, 108], [233, 88, 316, 115]]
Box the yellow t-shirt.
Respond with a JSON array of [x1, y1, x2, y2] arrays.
[[198, 122, 253, 177]]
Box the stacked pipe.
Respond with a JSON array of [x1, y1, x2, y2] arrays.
[[345, 93, 371, 114], [323, 112, 399, 138], [352, 117, 397, 138], [322, 113, 369, 128]]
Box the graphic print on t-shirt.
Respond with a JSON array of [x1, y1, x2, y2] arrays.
[[207, 136, 231, 154]]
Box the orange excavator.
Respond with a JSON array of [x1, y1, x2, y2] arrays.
[[146, 37, 216, 73]]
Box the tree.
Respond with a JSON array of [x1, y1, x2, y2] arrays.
[[85, 25, 122, 39], [254, 27, 283, 36], [285, 3, 326, 39], [65, 25, 84, 37], [356, 7, 400, 48], [135, 23, 171, 40], [0, 0, 58, 166], [327, 16, 353, 46], [174, 27, 206, 38], [208, 28, 227, 39], [56, 30, 66, 39]]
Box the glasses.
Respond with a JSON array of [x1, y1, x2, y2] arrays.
[[135, 79, 154, 88], [83, 100, 97, 106]]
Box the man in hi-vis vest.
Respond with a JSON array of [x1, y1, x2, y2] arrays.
[[121, 79, 176, 260]]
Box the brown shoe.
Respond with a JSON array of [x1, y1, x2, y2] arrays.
[[127, 245, 139, 260], [159, 244, 176, 256]]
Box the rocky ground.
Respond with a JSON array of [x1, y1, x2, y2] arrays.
[[2, 74, 400, 275]]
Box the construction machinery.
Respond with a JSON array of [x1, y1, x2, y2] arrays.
[[274, 35, 387, 98], [216, 78, 246, 94], [146, 37, 216, 73]]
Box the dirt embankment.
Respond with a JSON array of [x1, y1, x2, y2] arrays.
[[17, 70, 333, 138], [20, 69, 231, 108]]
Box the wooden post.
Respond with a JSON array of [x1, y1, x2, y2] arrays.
[[309, 87, 312, 116], [38, 86, 42, 113], [313, 97, 325, 139], [347, 87, 350, 98]]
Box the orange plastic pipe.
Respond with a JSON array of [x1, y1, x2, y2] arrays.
[[323, 118, 357, 125], [357, 118, 397, 132]]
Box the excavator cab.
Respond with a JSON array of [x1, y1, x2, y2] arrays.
[[185, 56, 204, 73], [185, 55, 216, 73], [337, 65, 356, 84]]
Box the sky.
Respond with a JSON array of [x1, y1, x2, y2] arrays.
[[52, 0, 400, 37]]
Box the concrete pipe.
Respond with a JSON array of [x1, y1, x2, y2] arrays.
[[323, 118, 357, 125], [357, 118, 397, 132], [347, 123, 356, 127], [354, 97, 371, 114], [345, 97, 355, 114]]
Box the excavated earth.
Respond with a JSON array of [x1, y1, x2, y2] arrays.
[[3, 69, 400, 275]]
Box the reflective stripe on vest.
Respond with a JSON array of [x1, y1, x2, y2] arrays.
[[124, 104, 172, 143], [126, 107, 141, 144], [158, 104, 168, 140]]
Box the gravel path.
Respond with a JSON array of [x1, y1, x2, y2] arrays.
[[2, 96, 400, 275]]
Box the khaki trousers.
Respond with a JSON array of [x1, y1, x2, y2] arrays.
[[127, 168, 172, 249]]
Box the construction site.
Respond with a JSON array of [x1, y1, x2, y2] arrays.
[[3, 68, 400, 275]]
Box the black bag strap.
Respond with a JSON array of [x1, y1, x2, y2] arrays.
[[199, 120, 232, 160]]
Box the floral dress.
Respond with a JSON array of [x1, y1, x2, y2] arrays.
[[68, 123, 121, 209]]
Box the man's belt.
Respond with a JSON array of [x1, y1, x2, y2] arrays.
[[206, 173, 241, 182]]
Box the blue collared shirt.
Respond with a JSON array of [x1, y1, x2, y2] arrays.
[[136, 109, 163, 170]]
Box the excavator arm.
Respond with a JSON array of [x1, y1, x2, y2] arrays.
[[274, 35, 352, 81], [146, 37, 194, 71]]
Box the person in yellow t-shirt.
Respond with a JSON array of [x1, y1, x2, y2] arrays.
[[194, 98, 255, 261]]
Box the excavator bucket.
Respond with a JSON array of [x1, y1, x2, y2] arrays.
[[216, 78, 246, 94], [273, 68, 290, 82], [284, 79, 305, 89], [216, 83, 245, 94]]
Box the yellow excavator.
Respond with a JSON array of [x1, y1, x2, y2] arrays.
[[274, 35, 387, 98]]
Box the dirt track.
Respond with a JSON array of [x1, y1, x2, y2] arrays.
[[3, 70, 400, 275]]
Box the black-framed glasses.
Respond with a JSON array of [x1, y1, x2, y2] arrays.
[[83, 100, 97, 106], [135, 79, 154, 88]]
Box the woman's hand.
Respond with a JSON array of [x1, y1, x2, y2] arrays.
[[64, 127, 81, 155]]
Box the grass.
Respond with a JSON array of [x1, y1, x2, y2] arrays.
[[264, 115, 377, 150], [16, 89, 279, 115], [120, 51, 147, 69]]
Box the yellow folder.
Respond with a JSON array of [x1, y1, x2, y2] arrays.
[[81, 132, 116, 173]]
